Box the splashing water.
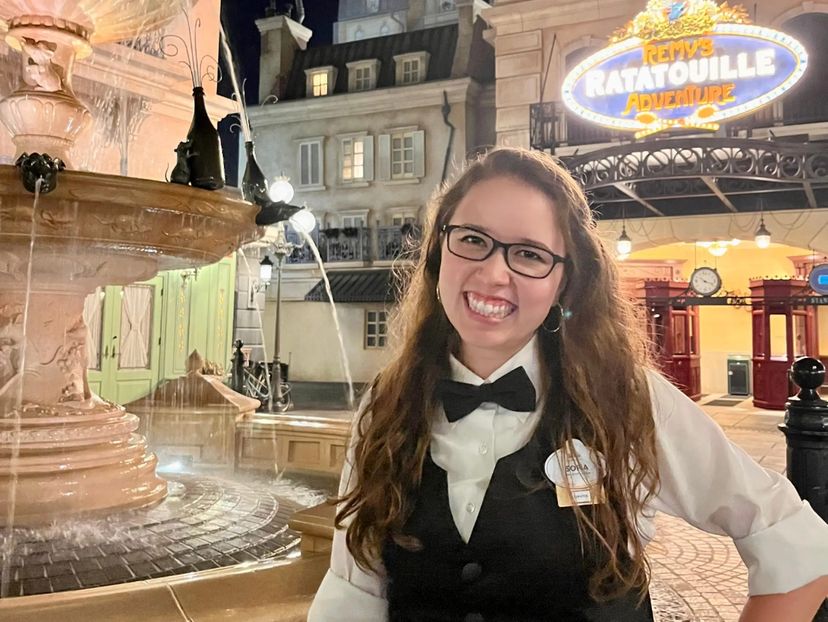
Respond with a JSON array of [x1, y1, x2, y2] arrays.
[[218, 23, 252, 143], [1, 178, 42, 598], [299, 232, 355, 410]]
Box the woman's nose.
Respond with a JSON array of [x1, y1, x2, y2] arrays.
[[477, 247, 512, 284]]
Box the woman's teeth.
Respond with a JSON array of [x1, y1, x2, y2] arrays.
[[465, 292, 516, 319]]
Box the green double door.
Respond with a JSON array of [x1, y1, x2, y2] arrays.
[[85, 256, 236, 404]]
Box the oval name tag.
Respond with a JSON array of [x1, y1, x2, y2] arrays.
[[544, 439, 605, 488]]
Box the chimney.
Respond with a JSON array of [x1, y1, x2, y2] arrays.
[[256, 14, 312, 104], [451, 0, 477, 78], [407, 0, 426, 31]]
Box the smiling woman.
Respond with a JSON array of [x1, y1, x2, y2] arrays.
[[307, 148, 828, 622]]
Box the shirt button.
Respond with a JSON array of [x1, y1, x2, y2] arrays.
[[461, 561, 483, 583], [478, 442, 489, 455], [466, 502, 476, 514]]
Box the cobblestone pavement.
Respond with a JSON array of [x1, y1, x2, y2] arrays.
[[648, 395, 789, 622]]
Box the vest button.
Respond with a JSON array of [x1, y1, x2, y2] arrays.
[[460, 561, 483, 583], [464, 614, 485, 622]]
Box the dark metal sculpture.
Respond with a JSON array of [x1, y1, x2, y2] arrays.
[[241, 141, 269, 205], [255, 200, 302, 226], [170, 139, 194, 185], [15, 152, 65, 194]]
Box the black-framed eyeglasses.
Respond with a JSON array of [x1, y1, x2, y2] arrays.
[[441, 224, 568, 279]]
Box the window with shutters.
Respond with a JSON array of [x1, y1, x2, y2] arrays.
[[393, 52, 430, 86], [297, 138, 324, 188], [391, 132, 415, 178], [365, 309, 388, 349], [377, 128, 425, 182], [339, 134, 374, 184]]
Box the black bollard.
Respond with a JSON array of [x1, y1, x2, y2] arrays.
[[230, 339, 246, 394], [780, 357, 828, 521], [780, 358, 828, 622]]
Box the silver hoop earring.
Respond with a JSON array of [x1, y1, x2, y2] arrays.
[[542, 303, 568, 334], [436, 285, 441, 302]]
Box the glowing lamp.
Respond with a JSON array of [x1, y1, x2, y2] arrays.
[[616, 227, 632, 256], [289, 208, 316, 234], [259, 255, 274, 282], [268, 176, 295, 204], [754, 217, 771, 249]]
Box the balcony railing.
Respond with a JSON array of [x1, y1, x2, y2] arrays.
[[530, 102, 616, 152], [377, 224, 421, 261], [285, 225, 422, 265]]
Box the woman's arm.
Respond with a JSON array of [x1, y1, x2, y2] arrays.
[[740, 575, 828, 622]]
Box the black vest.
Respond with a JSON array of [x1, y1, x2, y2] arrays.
[[382, 434, 654, 622]]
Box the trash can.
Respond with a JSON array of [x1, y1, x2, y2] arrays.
[[727, 355, 751, 396]]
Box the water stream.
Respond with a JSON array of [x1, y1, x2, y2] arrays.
[[300, 231, 355, 410], [1, 178, 42, 598]]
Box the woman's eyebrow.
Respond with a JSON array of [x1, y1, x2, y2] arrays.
[[458, 223, 554, 252]]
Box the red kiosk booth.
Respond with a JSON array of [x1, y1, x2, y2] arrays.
[[750, 278, 819, 410], [641, 280, 701, 400]]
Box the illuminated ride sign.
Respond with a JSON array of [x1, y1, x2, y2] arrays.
[[562, 0, 808, 138]]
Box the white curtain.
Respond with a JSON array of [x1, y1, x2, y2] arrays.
[[82, 288, 104, 369], [119, 285, 152, 369]]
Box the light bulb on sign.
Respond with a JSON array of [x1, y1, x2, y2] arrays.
[[289, 208, 316, 234], [268, 176, 295, 204]]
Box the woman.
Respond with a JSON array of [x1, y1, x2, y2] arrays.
[[309, 148, 828, 621]]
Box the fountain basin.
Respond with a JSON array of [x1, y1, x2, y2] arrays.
[[0, 165, 261, 525]]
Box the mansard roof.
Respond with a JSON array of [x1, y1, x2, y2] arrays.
[[282, 24, 459, 99]]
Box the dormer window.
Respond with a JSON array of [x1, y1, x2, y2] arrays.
[[305, 66, 337, 97], [394, 52, 430, 86], [347, 59, 380, 92]]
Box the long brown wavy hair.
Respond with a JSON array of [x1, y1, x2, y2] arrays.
[[335, 147, 659, 601]]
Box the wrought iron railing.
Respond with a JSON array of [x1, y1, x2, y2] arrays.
[[530, 102, 615, 151], [285, 227, 321, 264], [321, 227, 371, 262], [117, 31, 165, 59], [377, 225, 421, 260]]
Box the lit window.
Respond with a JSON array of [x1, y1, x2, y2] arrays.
[[305, 67, 336, 98], [391, 132, 415, 179], [365, 310, 387, 349], [342, 138, 366, 181], [312, 72, 328, 97]]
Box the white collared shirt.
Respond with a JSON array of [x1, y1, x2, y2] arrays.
[[308, 337, 828, 622]]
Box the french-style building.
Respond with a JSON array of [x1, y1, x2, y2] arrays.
[[236, 0, 494, 402]]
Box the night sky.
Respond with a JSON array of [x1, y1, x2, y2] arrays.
[[218, 0, 340, 184]]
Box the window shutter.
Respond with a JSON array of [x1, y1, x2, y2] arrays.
[[412, 130, 425, 178], [378, 134, 391, 181], [363, 136, 374, 181]]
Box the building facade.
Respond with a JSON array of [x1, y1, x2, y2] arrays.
[[240, 1, 495, 397]]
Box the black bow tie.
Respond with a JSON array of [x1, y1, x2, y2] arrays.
[[436, 366, 537, 423]]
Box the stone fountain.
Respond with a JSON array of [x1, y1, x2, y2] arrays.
[[0, 1, 260, 525]]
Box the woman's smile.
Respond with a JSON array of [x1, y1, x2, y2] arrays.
[[464, 291, 517, 321]]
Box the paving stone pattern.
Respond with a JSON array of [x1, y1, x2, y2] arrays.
[[0, 475, 303, 597]]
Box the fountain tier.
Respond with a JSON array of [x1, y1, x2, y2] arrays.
[[0, 165, 260, 524]]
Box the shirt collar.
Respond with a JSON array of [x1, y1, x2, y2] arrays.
[[447, 336, 542, 424]]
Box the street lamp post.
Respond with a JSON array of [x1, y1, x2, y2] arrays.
[[264, 223, 295, 412]]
